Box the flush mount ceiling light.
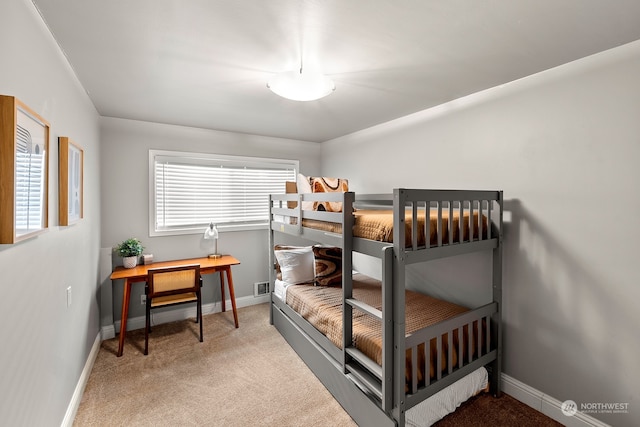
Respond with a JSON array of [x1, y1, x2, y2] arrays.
[[268, 64, 335, 102]]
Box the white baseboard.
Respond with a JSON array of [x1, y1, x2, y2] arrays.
[[101, 324, 116, 340], [501, 374, 611, 427], [61, 332, 102, 427]]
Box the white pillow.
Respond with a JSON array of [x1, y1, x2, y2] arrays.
[[274, 246, 315, 284], [297, 173, 312, 194], [296, 173, 314, 211]]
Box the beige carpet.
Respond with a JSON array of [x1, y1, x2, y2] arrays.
[[74, 303, 562, 427], [74, 304, 356, 427]]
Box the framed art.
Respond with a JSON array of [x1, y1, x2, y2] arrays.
[[0, 95, 50, 244], [59, 137, 84, 225]]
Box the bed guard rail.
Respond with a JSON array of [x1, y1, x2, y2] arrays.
[[270, 192, 354, 225], [404, 301, 497, 408], [343, 295, 499, 414], [393, 189, 503, 264]]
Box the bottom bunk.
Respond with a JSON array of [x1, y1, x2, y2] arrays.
[[271, 273, 497, 426]]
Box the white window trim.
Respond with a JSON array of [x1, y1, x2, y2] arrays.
[[148, 149, 298, 237]]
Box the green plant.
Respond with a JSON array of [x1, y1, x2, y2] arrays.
[[114, 238, 144, 257]]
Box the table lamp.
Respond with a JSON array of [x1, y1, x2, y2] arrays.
[[203, 222, 222, 259]]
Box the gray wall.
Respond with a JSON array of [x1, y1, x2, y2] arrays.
[[3, 1, 637, 425], [100, 117, 321, 326], [0, 0, 101, 425], [321, 41, 640, 427]]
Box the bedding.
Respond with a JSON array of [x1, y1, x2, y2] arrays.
[[274, 244, 342, 286], [295, 174, 314, 211], [298, 208, 487, 247], [273, 278, 292, 301], [281, 181, 486, 246], [312, 245, 342, 286], [308, 176, 349, 212], [287, 175, 348, 212], [273, 246, 315, 284], [406, 367, 488, 427], [284, 273, 483, 390]]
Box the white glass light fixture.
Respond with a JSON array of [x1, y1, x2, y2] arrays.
[[268, 65, 335, 101], [203, 222, 221, 259]]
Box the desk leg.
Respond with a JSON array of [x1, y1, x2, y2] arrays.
[[219, 271, 226, 312], [225, 267, 239, 328], [117, 279, 133, 357]]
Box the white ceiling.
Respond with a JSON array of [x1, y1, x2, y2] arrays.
[[33, 0, 640, 142]]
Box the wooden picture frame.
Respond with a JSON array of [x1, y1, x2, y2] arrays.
[[59, 137, 84, 226], [0, 95, 50, 244]]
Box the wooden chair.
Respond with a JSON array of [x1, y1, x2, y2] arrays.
[[144, 265, 203, 355]]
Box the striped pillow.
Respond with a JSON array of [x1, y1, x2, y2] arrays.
[[313, 246, 342, 286]]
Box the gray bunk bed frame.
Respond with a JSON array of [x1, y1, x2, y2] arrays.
[[268, 188, 503, 427]]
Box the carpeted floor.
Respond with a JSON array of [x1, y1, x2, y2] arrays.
[[74, 303, 563, 426], [433, 393, 563, 427]]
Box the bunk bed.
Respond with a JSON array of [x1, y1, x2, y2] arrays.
[[268, 184, 503, 427]]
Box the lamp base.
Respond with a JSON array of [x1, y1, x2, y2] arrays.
[[208, 254, 222, 259]]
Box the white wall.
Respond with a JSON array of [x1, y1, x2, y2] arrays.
[[0, 1, 101, 425], [321, 41, 640, 427], [100, 117, 321, 327]]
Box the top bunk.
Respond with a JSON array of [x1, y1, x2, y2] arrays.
[[269, 184, 503, 264]]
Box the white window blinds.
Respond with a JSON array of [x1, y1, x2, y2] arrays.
[[15, 124, 46, 236], [150, 150, 297, 235]]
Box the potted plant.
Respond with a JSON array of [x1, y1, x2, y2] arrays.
[[115, 238, 144, 268]]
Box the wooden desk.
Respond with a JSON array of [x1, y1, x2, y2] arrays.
[[110, 255, 240, 357]]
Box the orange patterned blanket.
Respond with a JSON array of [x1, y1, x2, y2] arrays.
[[301, 209, 487, 246], [285, 273, 482, 390]]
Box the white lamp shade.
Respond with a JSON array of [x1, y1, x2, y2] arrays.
[[204, 222, 221, 258], [268, 69, 335, 101], [203, 224, 218, 240]]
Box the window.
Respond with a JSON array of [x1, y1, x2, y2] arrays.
[[149, 150, 297, 236]]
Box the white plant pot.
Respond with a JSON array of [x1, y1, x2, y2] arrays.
[[122, 256, 138, 268]]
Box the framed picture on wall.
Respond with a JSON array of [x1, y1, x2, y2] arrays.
[[59, 137, 84, 226], [0, 95, 50, 244]]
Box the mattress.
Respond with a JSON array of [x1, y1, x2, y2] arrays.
[[299, 208, 487, 247], [283, 273, 483, 390], [273, 278, 293, 301]]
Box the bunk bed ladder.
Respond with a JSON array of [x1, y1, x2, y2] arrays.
[[341, 189, 394, 414], [340, 191, 388, 405], [343, 246, 394, 415]]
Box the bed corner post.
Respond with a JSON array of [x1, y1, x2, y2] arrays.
[[381, 245, 394, 415], [268, 194, 275, 326], [341, 191, 355, 374], [490, 190, 504, 397], [392, 188, 407, 426]]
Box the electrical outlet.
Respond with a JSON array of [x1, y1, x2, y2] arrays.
[[140, 295, 146, 305]]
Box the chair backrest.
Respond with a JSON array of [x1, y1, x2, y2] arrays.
[[147, 265, 201, 298]]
